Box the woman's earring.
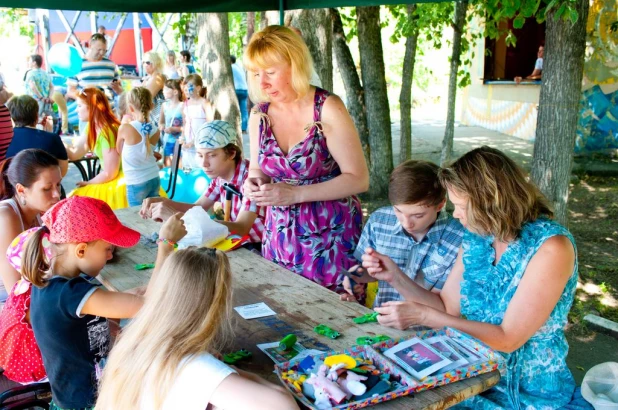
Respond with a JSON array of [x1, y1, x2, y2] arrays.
[[20, 197, 26, 206]]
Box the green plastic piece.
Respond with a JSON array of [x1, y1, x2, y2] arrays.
[[353, 312, 379, 324], [356, 335, 391, 346], [279, 334, 297, 350], [314, 324, 341, 339], [222, 349, 252, 365], [134, 263, 155, 270]]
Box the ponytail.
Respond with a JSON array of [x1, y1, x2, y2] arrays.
[[22, 226, 51, 287], [0, 157, 14, 199]]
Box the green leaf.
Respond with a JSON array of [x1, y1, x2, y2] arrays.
[[513, 15, 525, 29], [567, 8, 579, 25], [555, 3, 567, 19]]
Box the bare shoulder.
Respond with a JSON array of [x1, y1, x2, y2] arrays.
[[0, 206, 25, 243], [537, 235, 574, 259], [118, 123, 139, 143], [322, 93, 347, 117]]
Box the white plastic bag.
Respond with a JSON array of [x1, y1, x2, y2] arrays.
[[177, 206, 229, 249], [581, 362, 618, 410]]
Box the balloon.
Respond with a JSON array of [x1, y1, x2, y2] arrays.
[[48, 43, 82, 78], [159, 168, 210, 204]]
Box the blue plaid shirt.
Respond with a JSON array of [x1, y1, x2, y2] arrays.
[[354, 207, 464, 307]]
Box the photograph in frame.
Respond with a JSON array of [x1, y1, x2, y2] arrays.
[[384, 337, 452, 379], [426, 336, 469, 373]]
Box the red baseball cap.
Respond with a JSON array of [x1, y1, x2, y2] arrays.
[[42, 196, 140, 248]]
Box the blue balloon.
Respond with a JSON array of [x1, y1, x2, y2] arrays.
[[48, 43, 82, 78], [159, 168, 210, 204]]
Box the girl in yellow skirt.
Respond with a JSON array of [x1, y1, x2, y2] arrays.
[[66, 88, 127, 209]]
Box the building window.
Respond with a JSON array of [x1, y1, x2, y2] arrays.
[[483, 17, 545, 82]]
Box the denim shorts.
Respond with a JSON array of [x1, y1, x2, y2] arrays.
[[163, 139, 176, 156], [126, 176, 160, 207]]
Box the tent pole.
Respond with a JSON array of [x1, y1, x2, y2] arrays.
[[279, 0, 284, 25], [90, 12, 97, 34], [133, 13, 143, 76]]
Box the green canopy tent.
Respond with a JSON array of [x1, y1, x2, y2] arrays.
[[0, 0, 443, 14]]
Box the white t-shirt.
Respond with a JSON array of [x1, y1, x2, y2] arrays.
[[534, 57, 543, 70], [140, 353, 236, 410]]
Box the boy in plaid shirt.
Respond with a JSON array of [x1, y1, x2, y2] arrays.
[[342, 160, 463, 313], [141, 121, 264, 251]]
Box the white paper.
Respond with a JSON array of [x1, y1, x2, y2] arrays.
[[178, 206, 229, 248], [234, 302, 276, 319]]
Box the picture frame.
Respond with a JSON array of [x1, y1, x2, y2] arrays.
[[425, 336, 469, 373], [445, 338, 484, 365], [384, 337, 452, 380]]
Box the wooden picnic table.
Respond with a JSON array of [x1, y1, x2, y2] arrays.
[[100, 207, 500, 409]]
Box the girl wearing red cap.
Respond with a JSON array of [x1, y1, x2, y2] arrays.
[[96, 247, 298, 410], [21, 196, 187, 410]]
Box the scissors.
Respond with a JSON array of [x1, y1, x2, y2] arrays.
[[339, 265, 367, 289]]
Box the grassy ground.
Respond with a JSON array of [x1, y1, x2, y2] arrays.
[[567, 175, 618, 331], [359, 173, 618, 383]]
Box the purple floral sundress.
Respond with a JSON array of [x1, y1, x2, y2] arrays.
[[254, 88, 363, 290]]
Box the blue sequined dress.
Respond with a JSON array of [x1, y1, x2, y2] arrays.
[[455, 218, 579, 409]]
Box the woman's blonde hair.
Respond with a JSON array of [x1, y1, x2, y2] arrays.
[[243, 25, 313, 103], [95, 248, 233, 410], [143, 51, 164, 73], [439, 146, 553, 241]]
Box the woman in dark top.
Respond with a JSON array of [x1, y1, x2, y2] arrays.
[[5, 96, 68, 176]]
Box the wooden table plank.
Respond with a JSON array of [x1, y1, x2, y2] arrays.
[[100, 207, 500, 409]]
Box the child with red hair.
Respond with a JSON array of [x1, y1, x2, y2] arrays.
[[65, 88, 127, 208]]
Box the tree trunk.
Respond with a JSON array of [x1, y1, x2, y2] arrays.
[[246, 12, 255, 46], [440, 0, 467, 166], [260, 11, 279, 29], [531, 0, 589, 225], [331, 8, 370, 167], [357, 6, 392, 198], [287, 9, 333, 92], [181, 14, 198, 56], [399, 4, 419, 165], [196, 13, 242, 143]]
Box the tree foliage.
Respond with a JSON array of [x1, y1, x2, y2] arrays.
[[228, 12, 247, 58], [0, 8, 34, 38]]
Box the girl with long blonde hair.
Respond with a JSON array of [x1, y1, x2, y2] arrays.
[[96, 247, 298, 410], [118, 87, 162, 207]]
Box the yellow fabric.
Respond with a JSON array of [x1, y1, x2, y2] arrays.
[[365, 282, 379, 309], [68, 171, 167, 210]]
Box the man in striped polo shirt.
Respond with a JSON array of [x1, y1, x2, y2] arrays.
[[66, 33, 122, 100]]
